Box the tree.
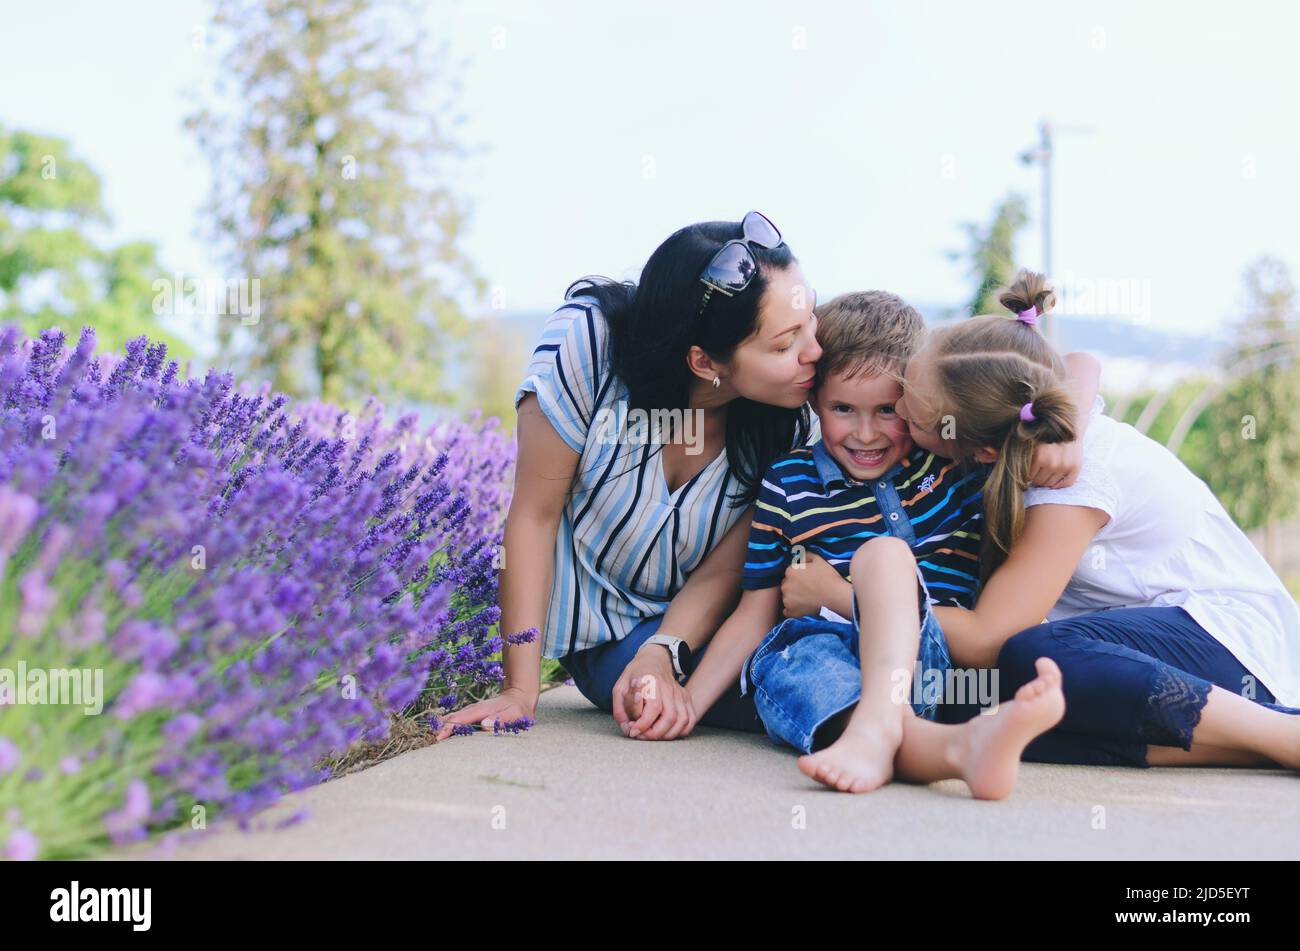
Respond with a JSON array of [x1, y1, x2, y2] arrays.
[[187, 0, 482, 408], [1201, 256, 1300, 565], [950, 192, 1029, 318], [465, 316, 528, 431], [0, 125, 194, 357]]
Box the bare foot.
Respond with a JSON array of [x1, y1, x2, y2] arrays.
[[797, 708, 903, 793], [948, 657, 1065, 800]]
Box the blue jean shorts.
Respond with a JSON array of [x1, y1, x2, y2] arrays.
[[741, 571, 952, 755]]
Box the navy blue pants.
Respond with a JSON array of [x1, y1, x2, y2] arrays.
[[559, 614, 764, 733], [991, 606, 1300, 767]]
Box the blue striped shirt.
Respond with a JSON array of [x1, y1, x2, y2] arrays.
[[515, 297, 819, 658], [743, 442, 985, 608]]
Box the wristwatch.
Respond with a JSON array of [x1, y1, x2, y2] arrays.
[[643, 634, 694, 683]]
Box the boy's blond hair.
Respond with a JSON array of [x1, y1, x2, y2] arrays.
[[813, 290, 926, 385]]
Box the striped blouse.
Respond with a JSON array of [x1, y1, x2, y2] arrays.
[[514, 296, 817, 658]]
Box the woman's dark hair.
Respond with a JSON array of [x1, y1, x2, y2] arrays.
[[565, 219, 811, 506]]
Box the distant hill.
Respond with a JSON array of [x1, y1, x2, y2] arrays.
[[467, 304, 1228, 395]]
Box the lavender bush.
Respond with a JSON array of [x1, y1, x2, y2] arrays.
[[0, 326, 518, 859]]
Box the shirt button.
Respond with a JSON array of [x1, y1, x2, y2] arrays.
[[889, 512, 899, 521], [878, 482, 887, 488]]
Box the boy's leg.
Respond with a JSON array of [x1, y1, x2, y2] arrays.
[[797, 536, 922, 793], [747, 618, 865, 753], [892, 657, 1067, 800]]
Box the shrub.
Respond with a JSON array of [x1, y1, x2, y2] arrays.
[[0, 326, 516, 858]]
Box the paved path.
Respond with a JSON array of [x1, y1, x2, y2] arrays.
[[130, 686, 1299, 860]]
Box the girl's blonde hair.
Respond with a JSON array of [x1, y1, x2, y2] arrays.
[[923, 270, 1077, 583]]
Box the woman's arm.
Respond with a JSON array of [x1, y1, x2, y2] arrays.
[[683, 586, 782, 719], [613, 507, 757, 739], [657, 505, 754, 654], [935, 503, 1109, 669], [435, 394, 578, 738], [1030, 352, 1102, 488]]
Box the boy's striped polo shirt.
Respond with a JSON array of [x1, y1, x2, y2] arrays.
[[743, 440, 985, 608]]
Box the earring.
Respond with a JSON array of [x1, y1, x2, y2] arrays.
[[712, 376, 721, 389]]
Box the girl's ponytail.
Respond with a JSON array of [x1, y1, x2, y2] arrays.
[[998, 270, 1056, 320]]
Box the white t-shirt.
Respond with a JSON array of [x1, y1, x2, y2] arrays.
[[1025, 400, 1300, 708]]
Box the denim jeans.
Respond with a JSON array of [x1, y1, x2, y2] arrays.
[[559, 614, 765, 733], [743, 573, 952, 755]]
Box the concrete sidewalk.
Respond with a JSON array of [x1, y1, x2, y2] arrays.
[[132, 686, 1299, 860]]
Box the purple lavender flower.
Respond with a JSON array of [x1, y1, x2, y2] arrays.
[[0, 738, 18, 774], [4, 828, 38, 861], [491, 717, 535, 736], [0, 324, 513, 858]]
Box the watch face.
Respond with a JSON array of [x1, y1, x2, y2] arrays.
[[675, 642, 694, 675]]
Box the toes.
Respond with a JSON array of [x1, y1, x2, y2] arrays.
[[1034, 656, 1062, 683]]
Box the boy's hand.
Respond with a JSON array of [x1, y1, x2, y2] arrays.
[[1029, 439, 1083, 489], [780, 550, 851, 619]]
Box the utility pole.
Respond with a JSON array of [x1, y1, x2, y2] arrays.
[[1020, 118, 1095, 348], [1020, 119, 1056, 345]]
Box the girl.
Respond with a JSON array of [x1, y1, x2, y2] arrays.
[[894, 271, 1300, 769]]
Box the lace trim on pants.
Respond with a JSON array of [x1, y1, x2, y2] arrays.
[[1136, 664, 1212, 751]]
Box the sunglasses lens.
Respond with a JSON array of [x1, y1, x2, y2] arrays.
[[703, 242, 757, 292], [742, 210, 782, 249]]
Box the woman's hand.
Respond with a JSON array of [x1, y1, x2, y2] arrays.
[[433, 686, 538, 741], [780, 550, 853, 619], [611, 644, 698, 741], [1029, 439, 1084, 489]]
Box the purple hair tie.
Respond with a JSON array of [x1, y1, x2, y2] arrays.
[[1019, 402, 1036, 423], [1017, 305, 1039, 326]]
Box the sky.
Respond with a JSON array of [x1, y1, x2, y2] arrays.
[[2, 0, 1297, 351]]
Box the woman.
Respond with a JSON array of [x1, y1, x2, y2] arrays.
[[894, 270, 1300, 769], [437, 212, 848, 741]]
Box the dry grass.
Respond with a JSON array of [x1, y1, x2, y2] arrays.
[[321, 664, 574, 779]]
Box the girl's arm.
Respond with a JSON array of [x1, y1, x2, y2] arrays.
[[613, 507, 757, 739], [435, 394, 578, 738], [935, 503, 1109, 669]]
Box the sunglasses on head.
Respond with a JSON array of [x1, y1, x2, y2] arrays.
[[698, 210, 784, 316]]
